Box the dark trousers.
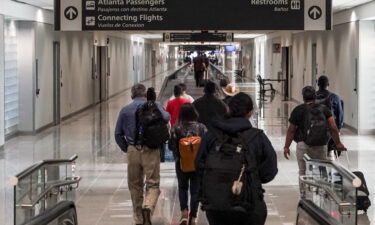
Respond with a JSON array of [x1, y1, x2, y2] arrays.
[[195, 71, 204, 87], [175, 161, 200, 217], [205, 201, 267, 225]]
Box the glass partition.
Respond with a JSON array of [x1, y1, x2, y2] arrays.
[[12, 156, 80, 225], [299, 154, 360, 225]]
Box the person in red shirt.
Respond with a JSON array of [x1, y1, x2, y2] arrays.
[[166, 85, 191, 126]]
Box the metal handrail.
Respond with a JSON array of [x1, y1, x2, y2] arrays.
[[157, 63, 189, 102], [209, 63, 227, 79], [300, 176, 352, 207], [303, 154, 361, 188], [12, 155, 78, 183], [16, 176, 81, 208]]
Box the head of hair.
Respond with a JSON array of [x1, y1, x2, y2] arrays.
[[204, 81, 217, 95], [228, 92, 254, 118], [179, 83, 187, 92], [146, 87, 156, 101], [220, 78, 229, 88], [178, 103, 199, 124], [131, 84, 146, 99], [318, 75, 329, 89], [302, 86, 316, 101], [174, 85, 183, 97]]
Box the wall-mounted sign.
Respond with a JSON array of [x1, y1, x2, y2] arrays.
[[179, 45, 220, 52], [55, 0, 332, 31], [164, 33, 233, 42], [273, 43, 281, 53]]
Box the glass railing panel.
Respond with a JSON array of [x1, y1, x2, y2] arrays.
[[302, 155, 358, 225], [12, 155, 79, 225]]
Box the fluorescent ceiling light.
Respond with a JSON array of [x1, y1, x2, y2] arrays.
[[234, 34, 262, 39], [133, 34, 163, 39]]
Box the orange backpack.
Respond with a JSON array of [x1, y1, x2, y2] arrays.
[[179, 136, 201, 172]]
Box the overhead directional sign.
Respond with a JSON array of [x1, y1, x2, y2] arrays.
[[64, 6, 78, 20], [179, 45, 220, 52], [164, 33, 233, 42], [55, 0, 332, 31]]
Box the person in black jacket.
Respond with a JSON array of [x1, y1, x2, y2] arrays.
[[193, 81, 227, 133], [196, 92, 278, 225]]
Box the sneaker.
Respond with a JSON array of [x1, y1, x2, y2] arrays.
[[189, 217, 197, 225], [142, 208, 152, 225], [179, 210, 188, 225]]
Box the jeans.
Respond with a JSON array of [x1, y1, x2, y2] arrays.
[[195, 71, 204, 87], [175, 161, 200, 217]]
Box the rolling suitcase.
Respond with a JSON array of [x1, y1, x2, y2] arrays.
[[343, 151, 371, 213]]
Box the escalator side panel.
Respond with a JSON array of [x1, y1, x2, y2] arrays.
[[23, 201, 77, 225], [296, 200, 342, 225]]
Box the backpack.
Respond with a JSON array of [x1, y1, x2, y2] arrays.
[[316, 93, 333, 111], [135, 101, 169, 149], [303, 104, 330, 146], [179, 135, 201, 172], [201, 128, 264, 213]]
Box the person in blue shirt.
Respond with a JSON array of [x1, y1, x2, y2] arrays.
[[114, 84, 170, 225], [316, 75, 344, 155]]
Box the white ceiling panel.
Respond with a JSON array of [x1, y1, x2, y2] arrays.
[[333, 0, 374, 12]]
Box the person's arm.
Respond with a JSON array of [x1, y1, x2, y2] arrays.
[[258, 133, 278, 183], [114, 112, 128, 152], [168, 127, 180, 155], [283, 123, 297, 159], [328, 116, 346, 151], [334, 96, 344, 129], [157, 102, 171, 122]]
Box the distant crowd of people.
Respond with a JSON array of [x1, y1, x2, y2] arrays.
[[114, 73, 346, 225]]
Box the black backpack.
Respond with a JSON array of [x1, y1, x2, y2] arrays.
[[316, 93, 333, 111], [135, 101, 169, 149], [303, 104, 330, 146], [201, 128, 264, 213]]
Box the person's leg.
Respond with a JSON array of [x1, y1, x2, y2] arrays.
[[296, 142, 308, 194], [247, 201, 267, 225], [194, 72, 199, 87], [206, 211, 222, 225], [189, 173, 200, 220], [127, 146, 144, 224], [142, 147, 161, 213], [175, 162, 189, 224]]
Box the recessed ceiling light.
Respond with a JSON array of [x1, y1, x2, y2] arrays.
[[234, 34, 263, 39]]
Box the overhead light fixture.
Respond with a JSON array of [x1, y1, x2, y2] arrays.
[[133, 34, 163, 39], [234, 34, 263, 39]]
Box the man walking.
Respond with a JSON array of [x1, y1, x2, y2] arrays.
[[316, 75, 344, 156], [283, 86, 346, 194], [193, 53, 206, 87], [115, 84, 170, 225]]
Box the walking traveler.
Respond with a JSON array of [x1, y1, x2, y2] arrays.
[[196, 92, 278, 225], [283, 86, 346, 193], [193, 53, 206, 87], [166, 85, 192, 126], [114, 84, 170, 225], [316, 75, 344, 156], [169, 103, 207, 225], [222, 83, 239, 104], [169, 83, 195, 103], [193, 81, 227, 132]]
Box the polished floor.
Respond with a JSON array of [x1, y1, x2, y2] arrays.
[[1, 66, 375, 225]]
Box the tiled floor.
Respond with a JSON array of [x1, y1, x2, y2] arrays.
[[0, 66, 375, 225]]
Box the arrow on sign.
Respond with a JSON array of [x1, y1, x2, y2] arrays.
[[308, 6, 322, 20], [64, 6, 78, 20]]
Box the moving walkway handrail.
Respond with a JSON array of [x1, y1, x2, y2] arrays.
[[11, 154, 78, 184], [300, 176, 352, 207], [210, 63, 227, 79], [157, 63, 189, 102], [303, 154, 361, 188], [17, 176, 81, 208]]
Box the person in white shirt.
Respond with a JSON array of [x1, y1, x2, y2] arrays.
[[169, 83, 194, 102]]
